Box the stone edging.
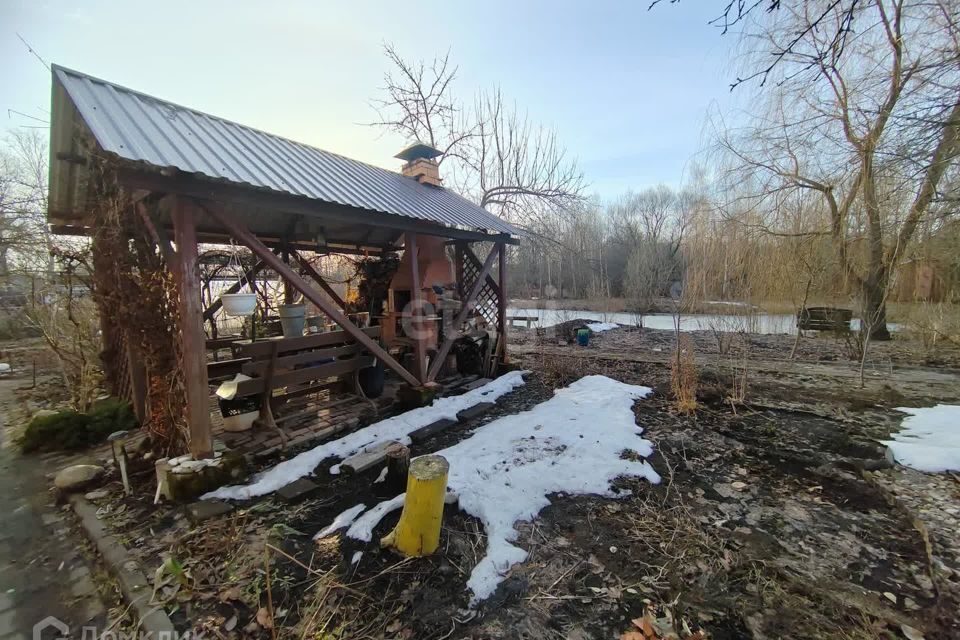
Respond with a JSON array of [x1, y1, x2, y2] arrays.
[[69, 495, 177, 636]]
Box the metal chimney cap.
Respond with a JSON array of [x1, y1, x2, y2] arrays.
[[394, 142, 443, 162]]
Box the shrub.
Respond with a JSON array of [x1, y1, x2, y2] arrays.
[[671, 334, 698, 414], [19, 399, 138, 453]]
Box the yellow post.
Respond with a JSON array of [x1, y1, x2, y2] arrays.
[[381, 455, 449, 556]]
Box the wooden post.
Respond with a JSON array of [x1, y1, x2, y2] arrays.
[[454, 243, 465, 300], [384, 443, 410, 494], [381, 455, 449, 557], [171, 198, 213, 459], [282, 244, 295, 305], [406, 232, 427, 383], [497, 242, 508, 365]]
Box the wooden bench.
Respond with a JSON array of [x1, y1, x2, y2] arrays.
[[227, 327, 382, 435], [797, 307, 852, 332], [507, 315, 538, 328]]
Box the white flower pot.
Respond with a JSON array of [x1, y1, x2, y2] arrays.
[[222, 410, 257, 432], [221, 293, 257, 317]]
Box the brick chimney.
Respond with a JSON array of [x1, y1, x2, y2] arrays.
[[395, 143, 443, 187]]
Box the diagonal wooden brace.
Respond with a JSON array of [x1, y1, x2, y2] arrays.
[[202, 203, 422, 388], [462, 243, 502, 298], [426, 243, 499, 382]]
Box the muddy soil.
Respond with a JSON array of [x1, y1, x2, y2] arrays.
[[29, 326, 960, 639]]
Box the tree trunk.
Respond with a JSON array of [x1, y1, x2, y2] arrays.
[[862, 272, 891, 341]]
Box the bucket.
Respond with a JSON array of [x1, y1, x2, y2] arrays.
[[278, 304, 306, 338], [221, 293, 257, 317], [576, 328, 590, 346]]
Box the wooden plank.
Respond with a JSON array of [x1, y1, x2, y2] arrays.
[[203, 202, 423, 387], [461, 377, 492, 391], [426, 244, 500, 382], [408, 418, 458, 444], [207, 357, 250, 380], [340, 440, 401, 474], [170, 197, 213, 458], [292, 251, 346, 309], [231, 357, 373, 397], [235, 326, 380, 358], [240, 343, 364, 376]]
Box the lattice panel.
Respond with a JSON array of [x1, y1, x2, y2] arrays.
[[461, 247, 500, 330]]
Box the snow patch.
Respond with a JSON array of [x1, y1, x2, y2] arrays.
[[343, 374, 659, 604], [313, 504, 367, 540], [586, 322, 619, 332], [350, 551, 363, 565], [203, 371, 528, 500], [883, 404, 960, 472], [346, 494, 405, 542]]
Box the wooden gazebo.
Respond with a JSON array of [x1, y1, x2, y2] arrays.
[[47, 65, 518, 459]]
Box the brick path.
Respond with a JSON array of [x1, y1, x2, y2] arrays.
[[0, 379, 107, 640]]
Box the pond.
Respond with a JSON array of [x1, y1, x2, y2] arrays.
[[506, 307, 891, 335]]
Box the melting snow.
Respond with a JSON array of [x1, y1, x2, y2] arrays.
[[883, 404, 960, 472], [346, 493, 406, 542], [343, 375, 659, 604], [313, 504, 367, 540], [203, 371, 528, 501], [586, 322, 619, 332]]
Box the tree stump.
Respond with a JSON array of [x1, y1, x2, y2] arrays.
[[381, 455, 449, 557], [384, 443, 410, 494]]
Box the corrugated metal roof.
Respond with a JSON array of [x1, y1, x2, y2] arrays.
[[53, 65, 516, 236]]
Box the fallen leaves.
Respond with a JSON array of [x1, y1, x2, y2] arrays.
[[256, 606, 273, 630], [619, 605, 709, 640]]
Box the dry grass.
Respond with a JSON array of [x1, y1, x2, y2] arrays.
[[670, 334, 698, 414]]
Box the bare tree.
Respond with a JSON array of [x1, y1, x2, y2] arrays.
[[650, 0, 863, 88], [0, 129, 51, 276], [370, 45, 586, 227], [717, 0, 960, 339]]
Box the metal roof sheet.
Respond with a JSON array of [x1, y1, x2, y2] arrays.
[[53, 65, 516, 236]]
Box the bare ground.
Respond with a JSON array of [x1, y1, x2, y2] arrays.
[[11, 326, 960, 640]]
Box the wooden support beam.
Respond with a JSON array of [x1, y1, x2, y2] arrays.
[[281, 244, 295, 305], [426, 244, 499, 382], [406, 232, 427, 383], [49, 223, 398, 256], [202, 257, 269, 323], [291, 250, 346, 309], [202, 203, 422, 388], [170, 198, 214, 459], [135, 202, 175, 266], [498, 242, 508, 364]]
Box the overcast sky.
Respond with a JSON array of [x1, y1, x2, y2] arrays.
[[1, 0, 746, 197]]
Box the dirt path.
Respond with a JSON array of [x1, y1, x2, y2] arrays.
[[0, 377, 107, 640]]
